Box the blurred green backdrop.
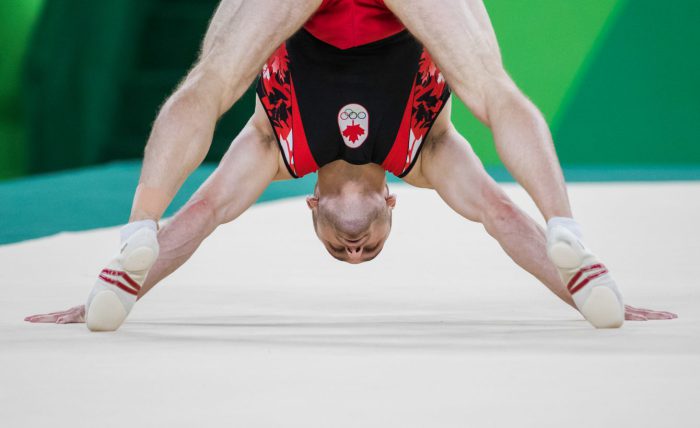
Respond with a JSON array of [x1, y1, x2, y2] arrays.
[[1, 0, 698, 180], [0, 0, 44, 178], [1, 0, 699, 244]]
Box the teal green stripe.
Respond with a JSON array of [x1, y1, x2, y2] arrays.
[[483, 165, 700, 183], [1, 161, 699, 245]]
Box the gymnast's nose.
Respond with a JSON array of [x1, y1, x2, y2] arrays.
[[345, 245, 364, 262]]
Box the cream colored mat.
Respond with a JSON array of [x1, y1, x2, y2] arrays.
[[1, 183, 698, 427]]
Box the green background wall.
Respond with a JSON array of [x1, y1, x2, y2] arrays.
[[0, 0, 44, 179], [454, 0, 700, 166], [1, 0, 699, 180]]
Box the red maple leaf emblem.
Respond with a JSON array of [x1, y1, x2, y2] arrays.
[[342, 123, 365, 143]]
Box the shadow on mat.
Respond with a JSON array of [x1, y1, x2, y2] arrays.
[[121, 313, 654, 354]]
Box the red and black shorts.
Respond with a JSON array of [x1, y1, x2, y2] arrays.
[[256, 29, 450, 178]]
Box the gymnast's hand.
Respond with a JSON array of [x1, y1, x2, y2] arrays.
[[624, 305, 677, 321], [25, 305, 85, 324]]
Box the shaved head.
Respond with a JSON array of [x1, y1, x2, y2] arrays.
[[316, 192, 384, 238], [308, 184, 396, 264]]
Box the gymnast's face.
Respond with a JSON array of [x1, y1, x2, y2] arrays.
[[307, 188, 396, 264]]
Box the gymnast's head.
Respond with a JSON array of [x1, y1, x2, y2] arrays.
[[307, 179, 396, 264]]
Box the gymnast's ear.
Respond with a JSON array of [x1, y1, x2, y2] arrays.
[[306, 196, 319, 210], [386, 194, 397, 209]]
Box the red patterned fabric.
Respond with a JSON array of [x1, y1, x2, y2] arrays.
[[382, 50, 450, 176], [257, 44, 318, 178], [257, 37, 449, 179], [304, 0, 405, 49]]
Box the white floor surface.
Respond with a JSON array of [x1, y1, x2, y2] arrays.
[[1, 182, 699, 428]]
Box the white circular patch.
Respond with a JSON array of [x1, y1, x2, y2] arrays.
[[337, 103, 369, 148]]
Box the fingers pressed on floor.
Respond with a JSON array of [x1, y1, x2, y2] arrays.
[[25, 315, 57, 323], [625, 313, 647, 321], [646, 312, 676, 320]]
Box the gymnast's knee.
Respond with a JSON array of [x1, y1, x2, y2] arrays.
[[467, 74, 526, 127]]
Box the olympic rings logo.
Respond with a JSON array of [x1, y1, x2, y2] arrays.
[[339, 108, 367, 121]]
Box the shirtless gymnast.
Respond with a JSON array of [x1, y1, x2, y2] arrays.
[[26, 0, 676, 330]]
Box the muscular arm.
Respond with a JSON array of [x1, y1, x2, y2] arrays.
[[26, 106, 289, 323], [139, 111, 284, 298], [412, 124, 677, 321], [385, 0, 571, 220], [412, 123, 575, 307], [131, 0, 321, 221]]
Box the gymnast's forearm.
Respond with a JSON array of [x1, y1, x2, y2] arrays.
[[421, 127, 575, 309], [482, 209, 575, 308], [136, 197, 220, 299], [136, 118, 281, 299]]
